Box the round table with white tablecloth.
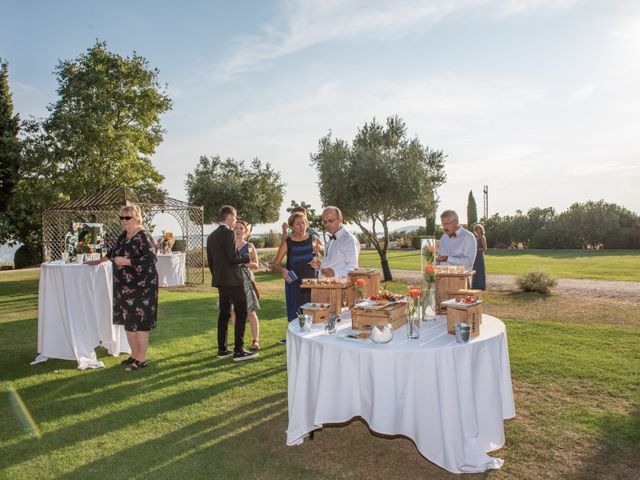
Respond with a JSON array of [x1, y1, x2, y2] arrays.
[[32, 261, 130, 370], [286, 314, 516, 474], [156, 253, 186, 287]]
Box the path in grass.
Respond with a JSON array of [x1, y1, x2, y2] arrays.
[[389, 269, 640, 301]]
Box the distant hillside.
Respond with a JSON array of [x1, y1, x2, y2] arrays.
[[391, 225, 421, 234]]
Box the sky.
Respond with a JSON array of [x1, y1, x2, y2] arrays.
[[2, 0, 640, 235]]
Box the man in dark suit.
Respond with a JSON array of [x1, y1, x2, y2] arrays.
[[207, 205, 258, 361]]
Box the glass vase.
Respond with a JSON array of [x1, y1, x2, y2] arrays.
[[421, 283, 436, 322], [407, 297, 421, 339]]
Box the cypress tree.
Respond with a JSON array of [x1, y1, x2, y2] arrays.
[[467, 190, 478, 227], [0, 59, 21, 214]]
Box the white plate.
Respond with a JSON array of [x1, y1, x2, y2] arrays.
[[300, 302, 331, 310], [441, 298, 482, 308]]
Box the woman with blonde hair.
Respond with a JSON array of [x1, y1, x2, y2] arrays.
[[230, 219, 261, 350], [87, 203, 158, 370], [472, 223, 487, 290]]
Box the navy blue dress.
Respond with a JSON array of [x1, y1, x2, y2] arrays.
[[285, 236, 316, 321], [472, 237, 486, 291]]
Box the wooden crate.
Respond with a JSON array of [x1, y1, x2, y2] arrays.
[[301, 282, 355, 315], [446, 303, 482, 337], [435, 271, 474, 314], [347, 270, 381, 299], [302, 306, 331, 323], [450, 289, 483, 323], [351, 301, 408, 331]]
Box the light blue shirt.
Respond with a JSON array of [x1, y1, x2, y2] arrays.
[[438, 226, 477, 271]]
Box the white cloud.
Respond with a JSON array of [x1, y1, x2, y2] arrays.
[[568, 83, 595, 103], [214, 0, 585, 81], [566, 162, 639, 176]]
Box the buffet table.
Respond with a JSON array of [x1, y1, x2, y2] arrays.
[[157, 253, 186, 287], [33, 262, 130, 370], [286, 314, 515, 473]]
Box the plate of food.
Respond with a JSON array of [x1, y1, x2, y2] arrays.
[[442, 296, 482, 308], [300, 302, 330, 310], [338, 331, 370, 342]]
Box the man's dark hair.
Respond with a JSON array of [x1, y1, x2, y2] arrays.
[[219, 205, 237, 222]]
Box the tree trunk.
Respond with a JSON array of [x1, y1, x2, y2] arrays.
[[379, 253, 393, 282]]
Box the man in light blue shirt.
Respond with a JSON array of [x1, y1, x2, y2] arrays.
[[436, 210, 476, 271]]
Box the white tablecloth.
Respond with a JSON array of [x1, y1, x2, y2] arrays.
[[286, 314, 516, 474], [34, 262, 130, 370], [157, 253, 186, 287]]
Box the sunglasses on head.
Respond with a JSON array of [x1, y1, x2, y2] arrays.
[[119, 216, 132, 221]]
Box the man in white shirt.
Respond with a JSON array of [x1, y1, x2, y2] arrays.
[[311, 206, 360, 278], [436, 210, 476, 271]]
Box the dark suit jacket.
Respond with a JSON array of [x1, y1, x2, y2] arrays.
[[207, 224, 250, 287]]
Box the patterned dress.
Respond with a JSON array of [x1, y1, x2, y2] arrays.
[[108, 230, 158, 331], [238, 242, 260, 312], [285, 236, 316, 321]]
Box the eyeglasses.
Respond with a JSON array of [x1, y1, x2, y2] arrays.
[[119, 216, 132, 221]]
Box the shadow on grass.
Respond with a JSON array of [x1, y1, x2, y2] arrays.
[[55, 393, 291, 480], [0, 278, 40, 297], [571, 407, 640, 479], [2, 350, 287, 469], [504, 291, 553, 302]]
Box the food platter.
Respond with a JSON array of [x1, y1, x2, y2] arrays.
[[441, 298, 482, 308], [355, 299, 405, 310], [300, 302, 330, 310]]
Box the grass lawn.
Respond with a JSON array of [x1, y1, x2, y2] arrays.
[[358, 249, 640, 281], [1, 269, 639, 479]]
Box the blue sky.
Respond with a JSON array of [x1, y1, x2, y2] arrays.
[[2, 0, 639, 234]]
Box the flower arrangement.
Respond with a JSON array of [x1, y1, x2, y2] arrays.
[[421, 239, 437, 284], [66, 222, 105, 258], [74, 242, 93, 254], [355, 278, 366, 301], [159, 231, 175, 254]]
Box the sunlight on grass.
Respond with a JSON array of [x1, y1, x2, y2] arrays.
[[1, 267, 639, 479]]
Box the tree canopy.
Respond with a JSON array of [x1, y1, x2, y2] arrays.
[[0, 41, 171, 251], [185, 155, 285, 226], [311, 115, 446, 280]]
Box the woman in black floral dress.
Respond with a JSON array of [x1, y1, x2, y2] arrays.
[[88, 203, 158, 371]]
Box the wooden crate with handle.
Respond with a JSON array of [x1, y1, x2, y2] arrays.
[[351, 301, 408, 331]]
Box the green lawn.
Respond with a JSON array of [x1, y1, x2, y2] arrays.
[[1, 269, 638, 479], [358, 249, 640, 281]]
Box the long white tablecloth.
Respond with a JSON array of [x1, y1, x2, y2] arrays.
[[286, 314, 516, 474], [34, 262, 130, 369], [157, 253, 186, 287]]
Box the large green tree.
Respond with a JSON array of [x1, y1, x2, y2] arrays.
[[311, 116, 446, 280], [0, 59, 21, 214], [0, 41, 172, 253], [186, 155, 285, 226], [44, 40, 171, 197]]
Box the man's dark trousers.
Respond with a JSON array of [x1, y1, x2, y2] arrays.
[[218, 285, 248, 353]]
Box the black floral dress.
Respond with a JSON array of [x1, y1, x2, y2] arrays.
[[108, 230, 158, 332]]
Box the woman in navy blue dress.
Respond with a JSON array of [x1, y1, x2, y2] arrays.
[[274, 212, 320, 342], [472, 224, 487, 290]]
